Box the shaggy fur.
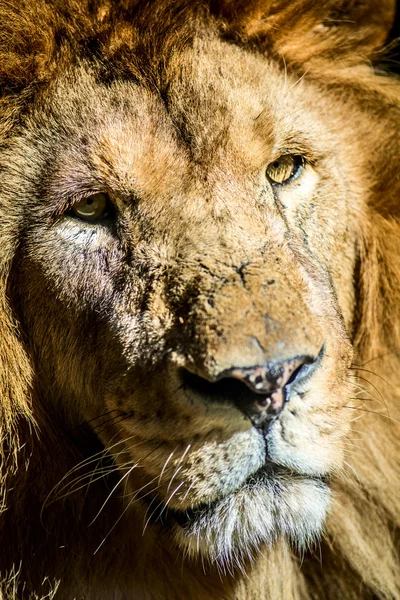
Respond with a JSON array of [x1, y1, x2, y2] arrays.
[[0, 1, 400, 599]]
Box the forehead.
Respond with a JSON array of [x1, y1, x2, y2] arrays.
[[41, 36, 321, 196]]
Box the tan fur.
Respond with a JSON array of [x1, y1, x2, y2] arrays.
[[0, 1, 399, 598]]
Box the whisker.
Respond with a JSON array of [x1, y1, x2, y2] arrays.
[[288, 69, 310, 90], [349, 427, 368, 436], [166, 466, 183, 494], [177, 444, 191, 465], [144, 481, 185, 535], [350, 366, 393, 389], [157, 449, 176, 486], [343, 406, 400, 426], [41, 436, 149, 518], [353, 349, 400, 367], [90, 443, 165, 525], [349, 382, 384, 404], [93, 412, 135, 435], [89, 462, 139, 526], [52, 467, 127, 502], [141, 496, 161, 535], [93, 497, 134, 555], [352, 375, 385, 402], [342, 460, 362, 486], [349, 396, 385, 405], [180, 478, 198, 504]]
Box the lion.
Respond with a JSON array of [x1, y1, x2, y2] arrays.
[[0, 0, 399, 598]]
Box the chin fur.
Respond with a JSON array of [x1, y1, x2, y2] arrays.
[[173, 470, 330, 570]]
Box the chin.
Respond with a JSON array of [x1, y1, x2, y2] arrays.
[[171, 465, 331, 569]]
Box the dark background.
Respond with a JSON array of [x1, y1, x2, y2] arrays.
[[388, 0, 400, 71], [391, 0, 400, 40]]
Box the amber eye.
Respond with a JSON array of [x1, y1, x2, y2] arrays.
[[71, 193, 109, 221], [266, 155, 303, 185]]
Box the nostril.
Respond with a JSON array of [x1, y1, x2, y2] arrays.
[[286, 364, 303, 386], [180, 367, 284, 427], [180, 368, 261, 408]]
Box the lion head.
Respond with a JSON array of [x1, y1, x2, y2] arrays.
[[1, 0, 400, 598]]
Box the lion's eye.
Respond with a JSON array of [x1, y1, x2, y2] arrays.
[[266, 155, 303, 185], [71, 193, 109, 221]]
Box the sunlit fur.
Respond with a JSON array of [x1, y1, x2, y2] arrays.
[[0, 1, 400, 599]]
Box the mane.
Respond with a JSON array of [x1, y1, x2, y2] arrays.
[[0, 1, 400, 598]]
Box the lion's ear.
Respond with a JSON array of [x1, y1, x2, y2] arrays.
[[210, 0, 396, 64]]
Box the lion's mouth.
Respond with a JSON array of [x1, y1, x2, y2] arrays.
[[147, 461, 329, 530]]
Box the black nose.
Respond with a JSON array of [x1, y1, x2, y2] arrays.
[[181, 354, 318, 427], [223, 356, 314, 419]]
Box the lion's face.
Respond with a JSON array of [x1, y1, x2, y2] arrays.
[[8, 34, 362, 565]]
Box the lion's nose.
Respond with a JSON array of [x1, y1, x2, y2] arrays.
[[223, 356, 314, 418], [180, 354, 319, 427]]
